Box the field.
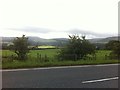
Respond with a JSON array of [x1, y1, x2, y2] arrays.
[[37, 45, 56, 49], [1, 49, 120, 69]]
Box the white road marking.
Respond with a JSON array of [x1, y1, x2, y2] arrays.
[[1, 63, 119, 72], [82, 77, 119, 84]]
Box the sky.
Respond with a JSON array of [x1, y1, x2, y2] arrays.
[[0, 0, 119, 39]]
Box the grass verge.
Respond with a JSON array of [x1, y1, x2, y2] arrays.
[[2, 59, 120, 69]]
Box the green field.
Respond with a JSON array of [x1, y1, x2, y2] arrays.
[[37, 45, 56, 49], [1, 49, 120, 69], [2, 49, 59, 60]]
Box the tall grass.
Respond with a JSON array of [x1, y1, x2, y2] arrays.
[[95, 50, 112, 60]]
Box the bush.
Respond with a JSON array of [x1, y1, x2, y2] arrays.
[[57, 35, 95, 60], [11, 35, 29, 60], [106, 40, 120, 60]]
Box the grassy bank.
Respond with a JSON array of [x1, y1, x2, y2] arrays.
[[2, 59, 119, 69], [1, 49, 120, 69]]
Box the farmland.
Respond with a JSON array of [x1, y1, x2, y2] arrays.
[[37, 45, 56, 49], [1, 49, 120, 69]]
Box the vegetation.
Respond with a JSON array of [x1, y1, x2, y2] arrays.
[[1, 35, 120, 69], [93, 43, 106, 50], [11, 35, 29, 60], [106, 40, 120, 59], [58, 35, 95, 60], [2, 49, 119, 69], [106, 40, 119, 50]]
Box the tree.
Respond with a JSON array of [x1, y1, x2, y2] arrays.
[[12, 35, 29, 60], [105, 40, 120, 50], [106, 40, 120, 59], [58, 35, 95, 60], [112, 42, 120, 59]]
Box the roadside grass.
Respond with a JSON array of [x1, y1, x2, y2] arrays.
[[2, 58, 119, 69], [2, 49, 120, 69]]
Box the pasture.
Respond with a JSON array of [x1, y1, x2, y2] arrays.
[[37, 45, 56, 49], [1, 49, 120, 69]]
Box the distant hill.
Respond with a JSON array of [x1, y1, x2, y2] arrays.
[[88, 36, 120, 44], [88, 38, 103, 43], [97, 36, 120, 43], [2, 37, 14, 42], [28, 36, 57, 45], [1, 36, 68, 46], [1, 36, 120, 46]]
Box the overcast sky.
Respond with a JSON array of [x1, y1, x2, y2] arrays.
[[0, 0, 119, 39]]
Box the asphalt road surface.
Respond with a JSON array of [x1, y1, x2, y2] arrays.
[[2, 64, 119, 88]]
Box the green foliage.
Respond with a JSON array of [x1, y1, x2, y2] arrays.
[[2, 50, 120, 69], [12, 35, 29, 60], [106, 40, 120, 59], [93, 43, 105, 50], [105, 40, 119, 50], [58, 35, 95, 60]]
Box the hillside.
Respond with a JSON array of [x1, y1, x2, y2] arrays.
[[1, 36, 68, 46], [97, 36, 120, 43], [1, 36, 119, 46], [88, 36, 120, 44]]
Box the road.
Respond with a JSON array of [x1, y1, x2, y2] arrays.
[[2, 64, 119, 88]]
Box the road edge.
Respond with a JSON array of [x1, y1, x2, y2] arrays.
[[1, 63, 119, 72]]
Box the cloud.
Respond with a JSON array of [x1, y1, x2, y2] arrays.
[[7, 27, 52, 34], [67, 29, 114, 38], [6, 27, 117, 39]]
